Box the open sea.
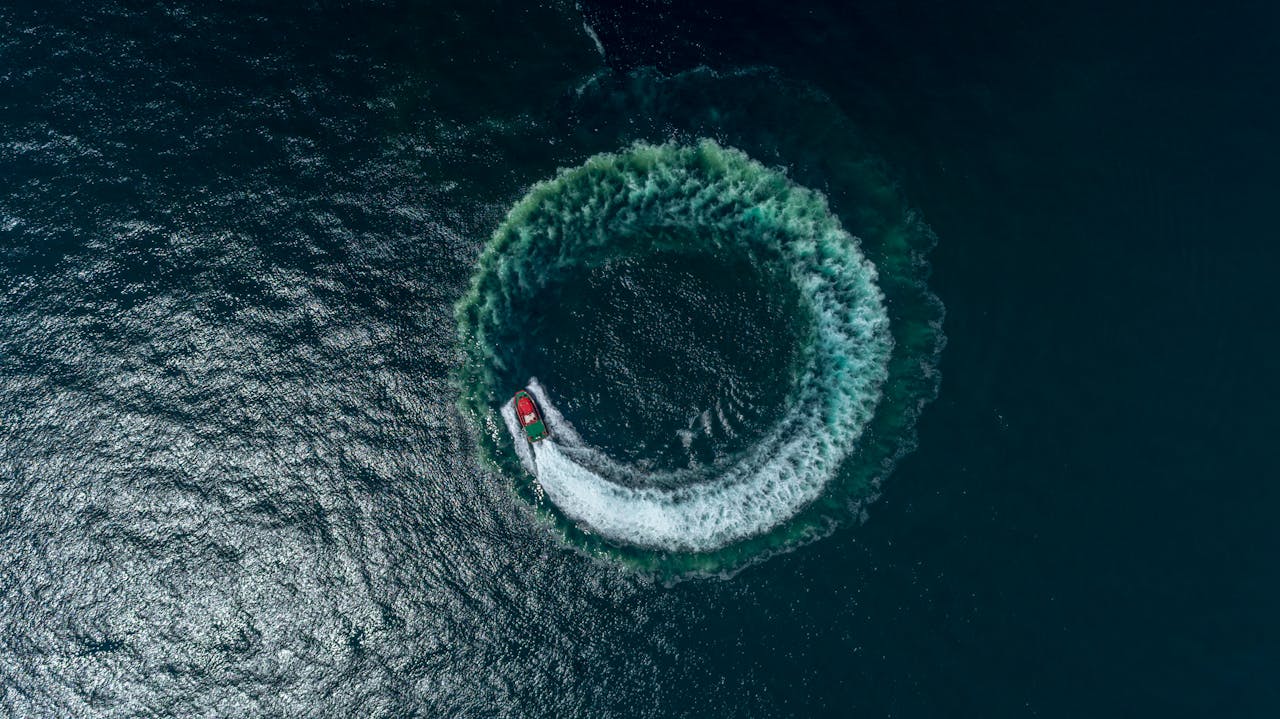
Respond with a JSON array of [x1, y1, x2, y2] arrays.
[[2, 1, 1277, 717]]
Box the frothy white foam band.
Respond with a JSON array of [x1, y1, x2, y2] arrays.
[[479, 142, 893, 552]]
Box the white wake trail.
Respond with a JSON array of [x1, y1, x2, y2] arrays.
[[471, 142, 894, 553]]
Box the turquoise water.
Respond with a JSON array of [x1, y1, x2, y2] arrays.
[[1, 1, 1277, 717]]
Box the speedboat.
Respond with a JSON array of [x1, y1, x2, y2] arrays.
[[513, 389, 550, 442]]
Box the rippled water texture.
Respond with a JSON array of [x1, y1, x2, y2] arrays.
[[0, 4, 675, 716], [0, 2, 941, 716]]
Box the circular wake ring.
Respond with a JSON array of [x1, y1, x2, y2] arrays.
[[457, 141, 891, 553]]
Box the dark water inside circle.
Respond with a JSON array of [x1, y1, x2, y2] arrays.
[[524, 249, 804, 474], [2, 1, 1278, 718]]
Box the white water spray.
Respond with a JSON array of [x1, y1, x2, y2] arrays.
[[467, 141, 894, 553]]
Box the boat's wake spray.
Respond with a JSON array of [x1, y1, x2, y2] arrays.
[[457, 96, 945, 573], [480, 142, 893, 553]]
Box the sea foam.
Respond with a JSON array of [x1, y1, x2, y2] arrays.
[[473, 141, 892, 551]]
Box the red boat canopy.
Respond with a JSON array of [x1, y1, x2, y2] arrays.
[[517, 396, 535, 416]]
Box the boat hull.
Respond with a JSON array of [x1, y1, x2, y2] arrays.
[[513, 390, 550, 442]]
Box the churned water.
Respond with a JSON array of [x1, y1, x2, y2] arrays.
[[464, 141, 936, 565], [3, 1, 1278, 717]]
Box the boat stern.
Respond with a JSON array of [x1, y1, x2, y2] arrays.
[[524, 420, 549, 442]]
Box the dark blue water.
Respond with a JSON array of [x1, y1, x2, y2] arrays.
[[526, 249, 804, 471], [3, 1, 1278, 716]]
